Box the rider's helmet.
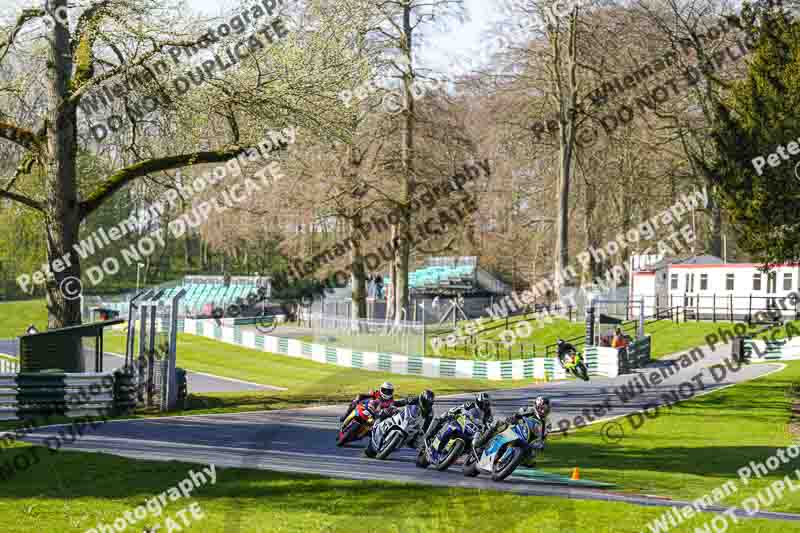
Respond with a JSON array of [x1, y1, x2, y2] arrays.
[[418, 389, 435, 416], [530, 396, 551, 420], [379, 382, 394, 401], [475, 392, 491, 412]]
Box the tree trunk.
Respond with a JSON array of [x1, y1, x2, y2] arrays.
[[551, 10, 579, 297], [44, 0, 81, 332], [394, 1, 415, 324], [708, 188, 722, 257], [554, 146, 572, 291], [350, 225, 367, 322], [583, 178, 597, 284], [184, 236, 192, 269]]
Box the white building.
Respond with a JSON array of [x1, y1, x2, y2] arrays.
[[630, 255, 800, 321]]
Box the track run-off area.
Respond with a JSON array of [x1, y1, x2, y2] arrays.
[[20, 342, 800, 523]]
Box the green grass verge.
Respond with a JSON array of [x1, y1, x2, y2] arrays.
[[429, 316, 800, 360], [0, 299, 47, 338], [538, 360, 800, 514], [1, 363, 799, 531], [101, 332, 531, 415], [0, 444, 791, 532]]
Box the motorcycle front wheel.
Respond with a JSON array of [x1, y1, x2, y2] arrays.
[[462, 452, 479, 477], [364, 441, 377, 458], [336, 423, 360, 447], [376, 432, 404, 460], [491, 446, 525, 482], [415, 449, 430, 469], [434, 439, 465, 472], [433, 438, 465, 471], [577, 363, 590, 381]]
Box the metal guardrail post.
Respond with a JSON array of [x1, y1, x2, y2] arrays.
[[163, 288, 185, 411]]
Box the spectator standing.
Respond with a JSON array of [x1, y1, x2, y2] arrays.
[[611, 327, 628, 348]]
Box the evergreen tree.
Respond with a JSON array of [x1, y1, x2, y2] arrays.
[[712, 4, 800, 263]]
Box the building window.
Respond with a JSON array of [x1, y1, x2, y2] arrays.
[[753, 273, 762, 291], [700, 274, 708, 291], [726, 273, 734, 291], [670, 273, 678, 290], [784, 273, 793, 291]]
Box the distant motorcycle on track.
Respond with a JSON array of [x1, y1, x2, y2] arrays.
[[559, 350, 590, 381]]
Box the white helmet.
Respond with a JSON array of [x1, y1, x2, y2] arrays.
[[379, 382, 394, 400]]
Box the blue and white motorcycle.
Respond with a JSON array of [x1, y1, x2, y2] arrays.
[[462, 414, 550, 481], [416, 411, 481, 471]]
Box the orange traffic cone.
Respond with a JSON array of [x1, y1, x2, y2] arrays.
[[571, 467, 580, 480]]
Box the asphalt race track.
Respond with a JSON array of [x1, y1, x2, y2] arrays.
[[19, 342, 800, 522]]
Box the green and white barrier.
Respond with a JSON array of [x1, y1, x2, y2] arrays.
[[183, 319, 624, 381], [744, 337, 800, 361]]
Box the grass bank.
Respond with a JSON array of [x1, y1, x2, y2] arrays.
[[101, 332, 531, 415], [538, 361, 800, 514], [0, 443, 791, 532]]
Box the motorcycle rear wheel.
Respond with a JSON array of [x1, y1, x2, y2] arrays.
[[491, 446, 525, 482], [434, 438, 465, 471], [376, 432, 404, 460], [577, 363, 590, 381]]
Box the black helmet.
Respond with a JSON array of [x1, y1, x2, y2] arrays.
[[418, 389, 434, 416], [530, 396, 551, 419], [475, 392, 491, 411]]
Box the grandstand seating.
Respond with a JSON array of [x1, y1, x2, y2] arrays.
[[384, 263, 478, 292], [86, 276, 269, 320]]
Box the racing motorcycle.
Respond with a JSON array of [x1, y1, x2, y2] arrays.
[[416, 411, 481, 471], [463, 415, 550, 482], [558, 349, 590, 381], [365, 404, 424, 460], [336, 400, 377, 447]]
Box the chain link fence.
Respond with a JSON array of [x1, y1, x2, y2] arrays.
[[310, 313, 425, 356]]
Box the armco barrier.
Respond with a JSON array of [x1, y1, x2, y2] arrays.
[[0, 355, 19, 373], [183, 318, 625, 380], [0, 372, 116, 421]]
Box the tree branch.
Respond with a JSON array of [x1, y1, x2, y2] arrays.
[[69, 35, 211, 104], [0, 121, 39, 150], [0, 8, 45, 67], [0, 188, 43, 211], [71, 1, 112, 90], [80, 148, 249, 218]]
